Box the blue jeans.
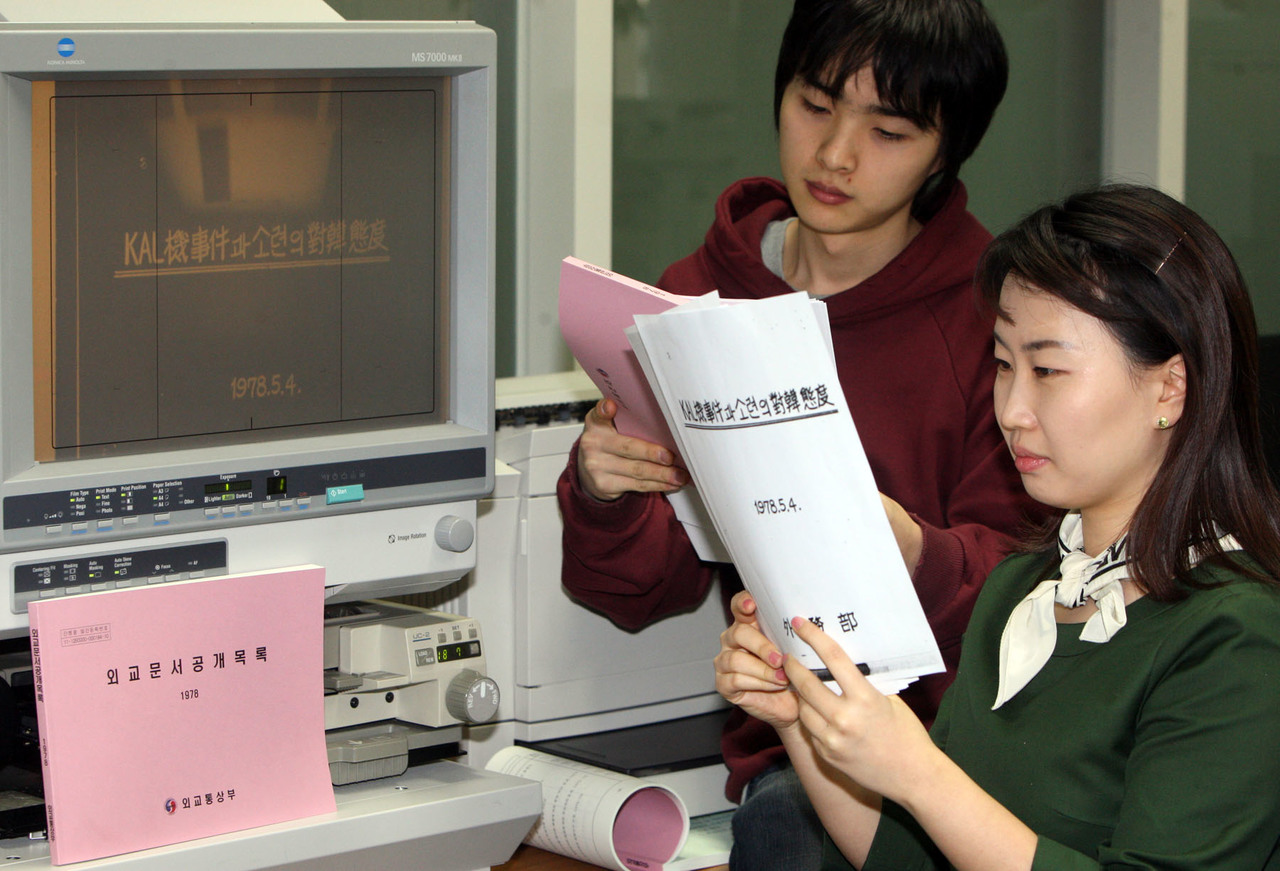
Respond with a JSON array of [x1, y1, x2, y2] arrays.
[[728, 763, 825, 871]]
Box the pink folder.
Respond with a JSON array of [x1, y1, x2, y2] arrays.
[[558, 257, 688, 451], [28, 565, 336, 864]]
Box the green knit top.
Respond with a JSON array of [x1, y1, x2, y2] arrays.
[[821, 550, 1280, 870]]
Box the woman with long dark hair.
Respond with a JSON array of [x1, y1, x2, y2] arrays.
[[716, 184, 1280, 869]]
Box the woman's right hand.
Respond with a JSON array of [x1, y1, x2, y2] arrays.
[[576, 399, 689, 501], [714, 591, 799, 732]]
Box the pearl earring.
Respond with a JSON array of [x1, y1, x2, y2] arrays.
[[1157, 417, 1170, 430]]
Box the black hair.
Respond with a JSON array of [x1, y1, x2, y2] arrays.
[[773, 0, 1008, 220], [976, 184, 1280, 598]]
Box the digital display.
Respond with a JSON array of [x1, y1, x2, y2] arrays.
[[437, 640, 481, 663], [204, 480, 253, 496]]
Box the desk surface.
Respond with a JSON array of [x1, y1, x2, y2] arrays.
[[495, 844, 728, 871]]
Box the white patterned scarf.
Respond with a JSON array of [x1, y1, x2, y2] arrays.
[[992, 511, 1239, 710]]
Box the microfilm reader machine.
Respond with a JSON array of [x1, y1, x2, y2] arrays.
[[0, 6, 539, 869]]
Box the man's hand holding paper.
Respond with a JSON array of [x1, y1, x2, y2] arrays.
[[575, 398, 690, 502]]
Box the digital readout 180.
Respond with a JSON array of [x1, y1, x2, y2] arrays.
[[755, 497, 800, 515]]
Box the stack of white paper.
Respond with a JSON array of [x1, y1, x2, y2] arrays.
[[627, 293, 943, 693]]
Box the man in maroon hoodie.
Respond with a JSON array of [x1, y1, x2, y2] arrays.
[[557, 2, 1038, 868]]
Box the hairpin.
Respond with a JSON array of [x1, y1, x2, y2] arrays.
[[1154, 232, 1186, 276]]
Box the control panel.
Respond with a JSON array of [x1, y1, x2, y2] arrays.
[[13, 539, 228, 612], [323, 602, 500, 732], [1, 448, 485, 548]]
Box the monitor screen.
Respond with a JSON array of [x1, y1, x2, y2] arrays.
[[38, 77, 444, 456]]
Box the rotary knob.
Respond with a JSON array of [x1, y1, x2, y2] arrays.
[[446, 668, 500, 724], [434, 515, 475, 553]]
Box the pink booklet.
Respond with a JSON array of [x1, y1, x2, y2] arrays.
[[28, 565, 336, 865], [558, 256, 688, 451], [558, 257, 734, 563]]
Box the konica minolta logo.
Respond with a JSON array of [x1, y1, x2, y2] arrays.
[[48, 37, 86, 66]]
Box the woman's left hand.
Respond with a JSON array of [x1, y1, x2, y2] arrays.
[[714, 592, 800, 733], [784, 616, 941, 804]]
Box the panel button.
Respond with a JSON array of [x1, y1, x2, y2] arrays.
[[326, 485, 365, 505]]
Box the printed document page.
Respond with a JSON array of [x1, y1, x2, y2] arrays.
[[629, 293, 943, 692]]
